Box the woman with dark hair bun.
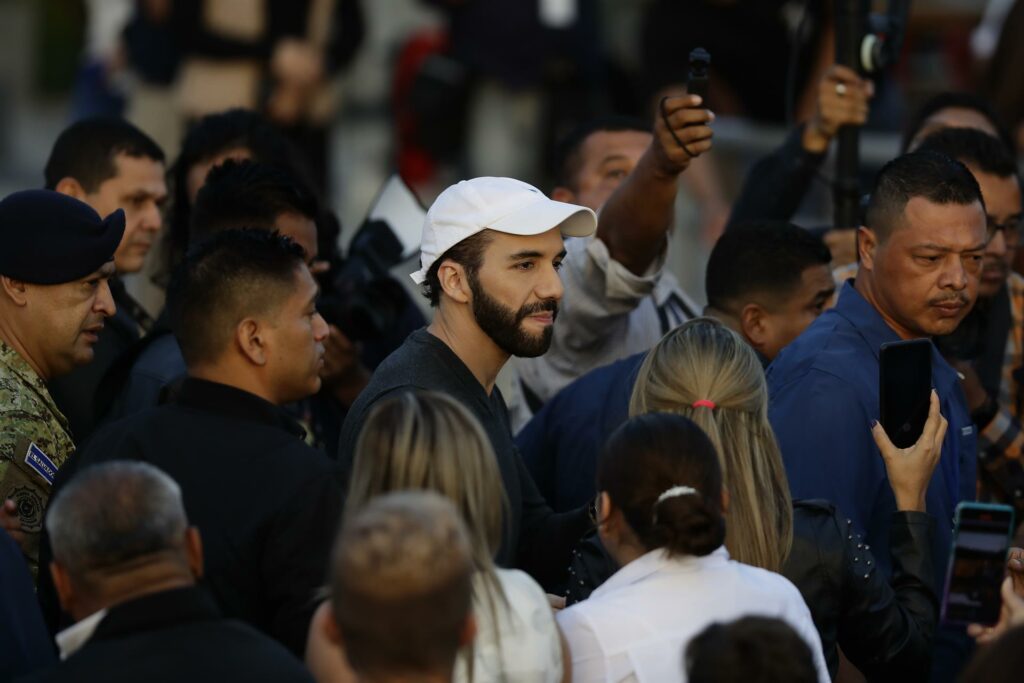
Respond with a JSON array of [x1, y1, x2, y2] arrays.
[[557, 413, 829, 683]]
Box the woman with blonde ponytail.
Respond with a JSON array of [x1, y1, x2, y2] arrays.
[[567, 317, 947, 679], [629, 318, 792, 573]]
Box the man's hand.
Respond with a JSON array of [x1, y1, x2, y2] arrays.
[[871, 390, 947, 512], [802, 65, 874, 154], [0, 499, 26, 550], [967, 575, 1024, 644], [651, 95, 714, 177]]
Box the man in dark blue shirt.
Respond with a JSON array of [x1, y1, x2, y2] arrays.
[[518, 223, 835, 511], [768, 151, 986, 587]]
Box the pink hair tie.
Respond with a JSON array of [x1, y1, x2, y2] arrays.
[[692, 399, 717, 410]]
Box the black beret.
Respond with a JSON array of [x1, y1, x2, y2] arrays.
[[0, 190, 125, 284]]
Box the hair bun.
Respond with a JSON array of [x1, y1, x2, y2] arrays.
[[652, 493, 725, 557]]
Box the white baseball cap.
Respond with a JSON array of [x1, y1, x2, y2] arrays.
[[410, 177, 597, 284]]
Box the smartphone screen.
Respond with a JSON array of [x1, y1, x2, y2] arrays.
[[941, 503, 1015, 626], [879, 339, 932, 449]]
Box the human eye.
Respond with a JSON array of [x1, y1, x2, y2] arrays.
[[514, 261, 534, 271]]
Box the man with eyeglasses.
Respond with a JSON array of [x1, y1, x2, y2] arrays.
[[913, 128, 1024, 516]]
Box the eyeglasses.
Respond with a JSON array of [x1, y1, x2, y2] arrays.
[[987, 216, 1021, 247]]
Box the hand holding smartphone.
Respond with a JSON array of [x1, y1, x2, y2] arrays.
[[942, 502, 1015, 626]]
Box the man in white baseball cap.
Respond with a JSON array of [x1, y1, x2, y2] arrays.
[[337, 176, 596, 580]]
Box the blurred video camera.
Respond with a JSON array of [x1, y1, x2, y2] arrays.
[[317, 175, 427, 344]]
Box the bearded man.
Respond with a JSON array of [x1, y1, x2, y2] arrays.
[[336, 177, 596, 583]]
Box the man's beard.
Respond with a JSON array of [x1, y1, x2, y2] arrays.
[[469, 275, 558, 358]]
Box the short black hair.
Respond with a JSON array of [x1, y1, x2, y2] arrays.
[[421, 231, 493, 307], [552, 116, 651, 189], [901, 92, 1014, 153], [167, 229, 306, 367], [190, 159, 319, 245], [705, 222, 832, 312], [685, 616, 818, 683], [914, 127, 1019, 179], [44, 117, 165, 191], [865, 151, 985, 242], [164, 109, 304, 271]]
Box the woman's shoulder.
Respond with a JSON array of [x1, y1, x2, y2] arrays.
[[494, 568, 552, 611]]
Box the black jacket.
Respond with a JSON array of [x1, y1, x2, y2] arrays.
[[784, 500, 937, 681], [566, 500, 937, 681], [17, 586, 313, 683], [47, 378, 343, 656], [337, 329, 590, 588]]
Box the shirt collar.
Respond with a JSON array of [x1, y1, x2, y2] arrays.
[[0, 339, 69, 430], [174, 377, 307, 439], [831, 280, 902, 361], [55, 608, 107, 660], [592, 546, 731, 598]]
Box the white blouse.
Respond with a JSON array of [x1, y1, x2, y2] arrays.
[[456, 568, 564, 683], [557, 547, 829, 683]]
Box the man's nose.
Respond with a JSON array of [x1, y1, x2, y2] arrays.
[[95, 280, 117, 317], [313, 313, 330, 342], [536, 263, 565, 302]]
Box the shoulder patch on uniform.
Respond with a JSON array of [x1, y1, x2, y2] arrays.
[[24, 442, 57, 486]]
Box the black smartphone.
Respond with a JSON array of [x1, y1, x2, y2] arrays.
[[941, 502, 1015, 626], [687, 47, 710, 102], [879, 339, 932, 449]]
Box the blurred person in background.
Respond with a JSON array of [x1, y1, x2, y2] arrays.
[[160, 108, 307, 286], [308, 390, 566, 683], [513, 93, 713, 423], [21, 461, 312, 683], [556, 412, 830, 683], [44, 118, 167, 442], [315, 491, 476, 683], [417, 0, 604, 185], [169, 0, 365, 192]]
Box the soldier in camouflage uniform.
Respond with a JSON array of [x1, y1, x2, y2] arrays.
[[0, 189, 123, 580]]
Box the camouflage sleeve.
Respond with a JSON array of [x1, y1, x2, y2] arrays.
[[0, 416, 74, 581]]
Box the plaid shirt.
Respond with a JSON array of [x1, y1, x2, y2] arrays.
[[977, 274, 1024, 468]]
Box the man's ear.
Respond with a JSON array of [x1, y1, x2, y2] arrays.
[[184, 526, 204, 579], [321, 604, 343, 646], [720, 485, 730, 515], [0, 276, 29, 306], [857, 226, 877, 271], [551, 187, 576, 203], [437, 261, 471, 305], [50, 561, 76, 616], [235, 318, 268, 365], [738, 303, 769, 353], [54, 177, 89, 201]]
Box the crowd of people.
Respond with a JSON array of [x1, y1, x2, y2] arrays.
[[3, 10, 1024, 682]]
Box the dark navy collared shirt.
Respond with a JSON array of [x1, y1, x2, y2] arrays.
[[768, 281, 976, 584]]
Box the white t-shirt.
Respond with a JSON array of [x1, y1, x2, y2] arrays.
[[456, 568, 563, 683], [557, 547, 829, 683]]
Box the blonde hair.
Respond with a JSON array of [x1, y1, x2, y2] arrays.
[[629, 318, 793, 572], [347, 390, 511, 681]]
